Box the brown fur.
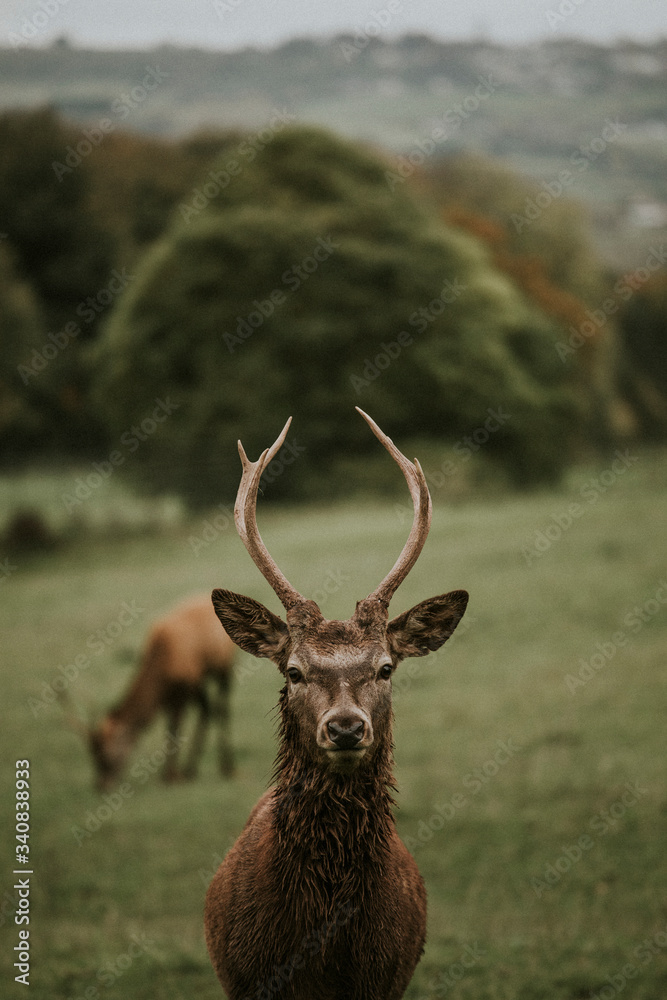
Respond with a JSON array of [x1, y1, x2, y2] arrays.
[[88, 595, 235, 789], [205, 411, 468, 998], [205, 589, 468, 999]]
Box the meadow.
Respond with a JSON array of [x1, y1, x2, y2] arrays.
[[1, 450, 666, 1000]]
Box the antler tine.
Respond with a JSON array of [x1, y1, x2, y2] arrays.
[[234, 416, 305, 610], [355, 406, 432, 607]]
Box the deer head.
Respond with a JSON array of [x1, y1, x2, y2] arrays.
[[87, 717, 134, 791], [58, 690, 130, 791], [212, 408, 468, 775]]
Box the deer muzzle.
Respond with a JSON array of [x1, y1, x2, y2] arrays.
[[318, 708, 373, 757], [327, 719, 365, 750]]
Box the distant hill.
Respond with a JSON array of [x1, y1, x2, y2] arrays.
[[0, 35, 665, 266]]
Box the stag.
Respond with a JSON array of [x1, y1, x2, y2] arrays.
[[205, 408, 469, 1000], [76, 595, 236, 789]]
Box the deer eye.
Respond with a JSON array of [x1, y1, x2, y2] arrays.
[[378, 662, 393, 680], [287, 667, 303, 684]]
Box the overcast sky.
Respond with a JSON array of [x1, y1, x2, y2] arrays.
[[2, 0, 666, 50]]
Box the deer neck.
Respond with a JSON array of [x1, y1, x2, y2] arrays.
[[110, 661, 164, 734], [109, 692, 154, 736], [271, 701, 397, 912]]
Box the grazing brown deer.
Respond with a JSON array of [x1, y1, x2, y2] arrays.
[[81, 595, 236, 790], [205, 408, 469, 1000]]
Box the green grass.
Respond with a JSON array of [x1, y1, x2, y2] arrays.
[[1, 452, 667, 999], [0, 466, 186, 538]]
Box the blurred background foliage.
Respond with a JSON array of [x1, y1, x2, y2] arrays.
[[1, 44, 665, 1000], [1, 107, 665, 509]]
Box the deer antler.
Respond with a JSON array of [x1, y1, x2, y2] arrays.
[[355, 407, 432, 607], [234, 411, 431, 611], [235, 417, 306, 611]]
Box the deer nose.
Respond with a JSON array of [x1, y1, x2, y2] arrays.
[[327, 719, 365, 750]]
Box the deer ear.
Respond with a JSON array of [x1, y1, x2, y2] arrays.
[[212, 589, 289, 664], [387, 590, 469, 661]]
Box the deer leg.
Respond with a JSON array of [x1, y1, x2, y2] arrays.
[[163, 697, 186, 782], [215, 673, 234, 777], [182, 687, 210, 780]]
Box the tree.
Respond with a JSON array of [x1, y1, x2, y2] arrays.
[[422, 153, 607, 305], [92, 126, 580, 505], [0, 243, 47, 459], [421, 153, 629, 448], [617, 274, 667, 437], [0, 107, 115, 456], [0, 107, 241, 464], [0, 107, 114, 333]]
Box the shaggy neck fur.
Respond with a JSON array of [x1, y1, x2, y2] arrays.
[[271, 686, 397, 926]]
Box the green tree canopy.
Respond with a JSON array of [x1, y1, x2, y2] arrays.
[[618, 274, 667, 437], [0, 107, 114, 332], [0, 243, 48, 459], [0, 107, 117, 457], [422, 152, 607, 306], [92, 126, 580, 506]]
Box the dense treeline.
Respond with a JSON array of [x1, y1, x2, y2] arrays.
[[0, 107, 664, 504], [0, 108, 235, 461]]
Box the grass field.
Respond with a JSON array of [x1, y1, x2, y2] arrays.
[[1, 451, 666, 1000]]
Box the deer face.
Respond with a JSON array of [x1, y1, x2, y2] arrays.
[[212, 590, 468, 774], [213, 409, 469, 774], [285, 640, 391, 772], [88, 717, 130, 790]]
